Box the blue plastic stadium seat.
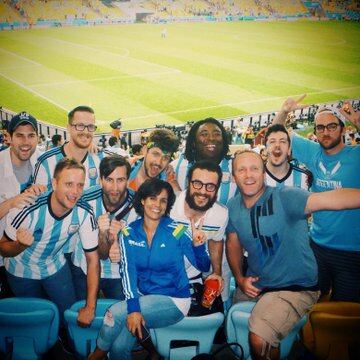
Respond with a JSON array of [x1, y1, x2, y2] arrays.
[[0, 297, 59, 360], [64, 299, 118, 359], [150, 312, 224, 360], [226, 301, 307, 359]]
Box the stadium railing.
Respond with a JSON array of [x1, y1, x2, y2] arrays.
[[1, 98, 358, 147]]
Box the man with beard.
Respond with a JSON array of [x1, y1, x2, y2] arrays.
[[172, 117, 237, 205], [170, 160, 229, 307], [273, 96, 360, 302], [0, 112, 46, 298], [264, 124, 312, 190], [71, 156, 137, 300], [128, 128, 180, 192], [227, 150, 360, 360], [0, 158, 99, 328], [33, 105, 104, 191], [171, 118, 237, 304]]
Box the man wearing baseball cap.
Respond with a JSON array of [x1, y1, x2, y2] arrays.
[[272, 96, 360, 302], [0, 111, 42, 298]]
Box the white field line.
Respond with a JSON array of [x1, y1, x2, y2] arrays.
[[0, 64, 42, 71], [0, 48, 43, 66], [0, 72, 69, 111], [47, 37, 181, 74], [122, 85, 360, 121], [28, 70, 180, 87]]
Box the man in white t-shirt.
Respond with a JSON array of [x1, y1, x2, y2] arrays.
[[170, 160, 230, 305]]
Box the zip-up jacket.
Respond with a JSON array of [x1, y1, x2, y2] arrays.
[[120, 216, 210, 314]]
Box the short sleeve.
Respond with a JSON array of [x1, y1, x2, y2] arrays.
[[5, 207, 30, 241], [79, 212, 98, 251], [279, 187, 310, 220]]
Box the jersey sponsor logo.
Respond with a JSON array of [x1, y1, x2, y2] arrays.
[[68, 223, 80, 235], [88, 167, 98, 180], [128, 239, 146, 247]]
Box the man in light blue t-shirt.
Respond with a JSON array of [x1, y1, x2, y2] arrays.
[[273, 97, 360, 302], [226, 150, 360, 359]]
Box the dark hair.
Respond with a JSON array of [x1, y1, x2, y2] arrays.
[[264, 124, 291, 145], [184, 117, 230, 163], [187, 160, 222, 188], [108, 136, 118, 147], [148, 129, 179, 154], [68, 105, 94, 124], [99, 155, 131, 179], [133, 178, 175, 217], [131, 144, 142, 155], [53, 158, 85, 179], [51, 134, 62, 147]]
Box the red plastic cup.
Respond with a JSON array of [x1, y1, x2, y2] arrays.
[[201, 278, 220, 308]]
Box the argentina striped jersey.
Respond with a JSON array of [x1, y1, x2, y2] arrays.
[[33, 144, 105, 190], [4, 192, 98, 279], [72, 185, 138, 278]]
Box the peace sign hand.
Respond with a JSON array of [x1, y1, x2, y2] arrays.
[[190, 217, 207, 247]]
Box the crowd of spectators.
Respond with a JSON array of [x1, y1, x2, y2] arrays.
[[0, 98, 359, 359]]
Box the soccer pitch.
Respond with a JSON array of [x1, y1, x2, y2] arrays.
[[0, 20, 359, 131]]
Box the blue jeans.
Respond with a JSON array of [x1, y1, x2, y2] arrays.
[[72, 264, 125, 301], [97, 295, 184, 360], [6, 262, 76, 325]]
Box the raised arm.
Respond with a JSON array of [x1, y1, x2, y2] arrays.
[[0, 229, 33, 257], [305, 188, 360, 215], [340, 102, 360, 130], [273, 94, 308, 125]]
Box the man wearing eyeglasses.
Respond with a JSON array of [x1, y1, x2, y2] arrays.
[[273, 96, 360, 302], [33, 105, 104, 191], [170, 160, 229, 311]]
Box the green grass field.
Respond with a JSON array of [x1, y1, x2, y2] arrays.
[[0, 20, 359, 131]]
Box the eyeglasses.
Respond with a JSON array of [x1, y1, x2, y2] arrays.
[[314, 123, 340, 133], [190, 180, 217, 192], [70, 123, 97, 132]]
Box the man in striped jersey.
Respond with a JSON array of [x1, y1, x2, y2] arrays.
[[170, 160, 230, 309], [33, 105, 104, 191], [0, 158, 99, 327], [264, 124, 312, 190], [171, 118, 238, 206], [128, 128, 180, 192], [71, 156, 137, 300]]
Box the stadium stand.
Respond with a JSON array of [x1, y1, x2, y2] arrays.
[[1, 0, 359, 29]]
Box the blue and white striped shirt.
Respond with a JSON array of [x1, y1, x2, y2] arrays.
[[72, 185, 137, 278], [33, 144, 105, 190], [4, 192, 98, 280]]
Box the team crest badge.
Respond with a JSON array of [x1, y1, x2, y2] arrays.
[[88, 167, 98, 180], [222, 172, 231, 183], [68, 223, 80, 235]]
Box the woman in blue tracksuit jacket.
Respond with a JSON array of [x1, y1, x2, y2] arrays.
[[90, 178, 210, 360]]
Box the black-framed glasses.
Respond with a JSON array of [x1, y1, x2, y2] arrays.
[[314, 123, 340, 133], [190, 180, 217, 192], [70, 123, 97, 132]]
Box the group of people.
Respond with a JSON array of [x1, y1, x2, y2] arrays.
[[0, 97, 359, 360]]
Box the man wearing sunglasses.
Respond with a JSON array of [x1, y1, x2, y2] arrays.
[[170, 160, 229, 310], [33, 105, 105, 191], [273, 96, 360, 302]]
